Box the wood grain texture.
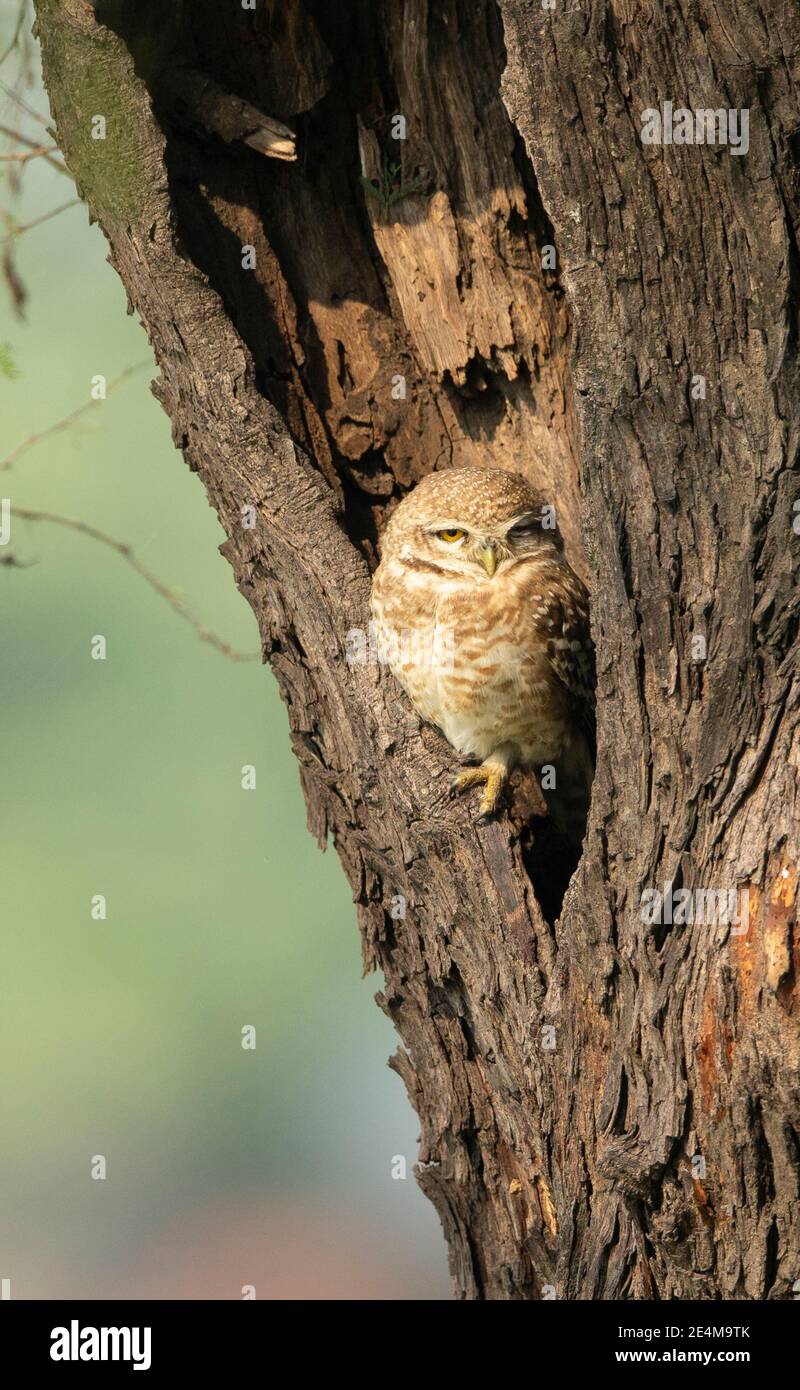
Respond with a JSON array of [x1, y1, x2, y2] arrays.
[[34, 0, 800, 1298]]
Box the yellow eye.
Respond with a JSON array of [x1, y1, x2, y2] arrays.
[[437, 528, 466, 543]]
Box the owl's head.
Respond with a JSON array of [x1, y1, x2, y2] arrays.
[[380, 467, 562, 580]]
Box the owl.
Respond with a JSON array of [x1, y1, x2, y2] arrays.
[[370, 467, 595, 837]]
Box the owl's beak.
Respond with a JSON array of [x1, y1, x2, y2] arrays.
[[479, 545, 497, 578]]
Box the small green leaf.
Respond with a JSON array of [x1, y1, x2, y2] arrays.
[[0, 342, 19, 380]]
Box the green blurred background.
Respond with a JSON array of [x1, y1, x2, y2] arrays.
[[0, 2, 448, 1300]]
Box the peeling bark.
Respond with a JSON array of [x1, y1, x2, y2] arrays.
[[34, 0, 800, 1299]]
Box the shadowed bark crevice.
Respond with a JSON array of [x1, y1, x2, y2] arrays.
[[147, 0, 589, 910], [139, 0, 583, 562]]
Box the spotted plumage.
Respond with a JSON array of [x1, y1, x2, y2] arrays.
[[370, 466, 595, 833]]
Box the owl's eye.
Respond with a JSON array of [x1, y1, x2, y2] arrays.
[[436, 528, 467, 543]]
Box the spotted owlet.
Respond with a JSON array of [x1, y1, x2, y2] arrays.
[[370, 467, 595, 836]]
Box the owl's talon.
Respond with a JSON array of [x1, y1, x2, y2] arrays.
[[452, 762, 507, 819]]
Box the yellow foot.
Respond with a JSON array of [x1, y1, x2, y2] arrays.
[[452, 761, 508, 819]]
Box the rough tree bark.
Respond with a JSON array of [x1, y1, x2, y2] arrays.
[[33, 0, 800, 1299]]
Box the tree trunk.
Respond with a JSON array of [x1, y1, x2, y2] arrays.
[[34, 0, 800, 1299]]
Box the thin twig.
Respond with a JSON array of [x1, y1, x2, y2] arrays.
[[0, 196, 80, 245], [0, 142, 57, 163], [3, 242, 26, 315], [12, 508, 261, 663], [0, 122, 68, 174], [0, 1, 28, 71], [2, 363, 149, 470], [0, 75, 48, 126]]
